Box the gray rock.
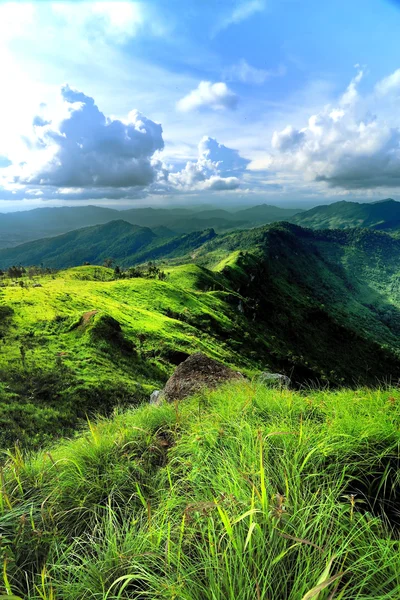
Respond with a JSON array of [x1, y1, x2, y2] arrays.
[[257, 372, 291, 389], [150, 390, 165, 405], [163, 352, 244, 402]]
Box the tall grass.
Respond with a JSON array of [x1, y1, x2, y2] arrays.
[[0, 383, 399, 599]]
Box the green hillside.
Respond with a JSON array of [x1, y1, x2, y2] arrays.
[[1, 222, 400, 599], [0, 205, 120, 248], [0, 221, 216, 269], [0, 203, 303, 249], [0, 262, 272, 449], [290, 198, 400, 231], [1, 381, 399, 599], [2, 221, 400, 450]]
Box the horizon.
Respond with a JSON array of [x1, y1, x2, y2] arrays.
[[0, 196, 399, 215], [1, 1, 400, 211]]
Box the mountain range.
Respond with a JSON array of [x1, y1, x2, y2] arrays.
[[290, 198, 400, 230], [0, 220, 218, 269], [2, 217, 400, 388], [0, 203, 301, 248], [2, 197, 400, 252]]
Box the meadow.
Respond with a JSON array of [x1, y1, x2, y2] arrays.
[[0, 264, 262, 449], [0, 223, 400, 599], [0, 381, 398, 599]]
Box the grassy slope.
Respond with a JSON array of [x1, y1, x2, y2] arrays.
[[3, 221, 400, 447], [0, 381, 399, 599], [3, 222, 400, 450], [0, 264, 267, 449]]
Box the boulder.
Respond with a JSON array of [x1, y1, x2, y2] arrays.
[[149, 390, 165, 405], [163, 352, 243, 402], [257, 372, 291, 389]]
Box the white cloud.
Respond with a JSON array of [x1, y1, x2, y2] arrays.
[[250, 68, 400, 191], [339, 68, 363, 106], [166, 136, 249, 192], [218, 0, 266, 31], [177, 81, 238, 112], [0, 89, 250, 201], [375, 68, 400, 96], [10, 85, 164, 190], [51, 1, 145, 42], [224, 59, 286, 85], [271, 126, 305, 152], [198, 136, 250, 174]]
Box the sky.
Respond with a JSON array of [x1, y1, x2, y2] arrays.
[[1, 0, 400, 211]]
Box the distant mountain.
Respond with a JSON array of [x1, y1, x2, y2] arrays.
[[290, 198, 400, 231], [0, 203, 303, 248], [0, 205, 120, 248], [0, 220, 217, 269], [234, 203, 302, 224]]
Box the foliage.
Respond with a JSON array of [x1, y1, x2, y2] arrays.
[[0, 382, 399, 599], [0, 264, 266, 449], [290, 198, 400, 231], [0, 203, 303, 249]]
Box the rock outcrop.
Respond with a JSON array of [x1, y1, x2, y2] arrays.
[[257, 372, 291, 389], [160, 352, 243, 402]]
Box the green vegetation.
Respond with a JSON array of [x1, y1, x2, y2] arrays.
[[0, 211, 400, 598], [0, 203, 302, 249], [3, 220, 400, 450], [0, 381, 399, 599], [0, 263, 268, 450], [290, 198, 400, 231], [0, 221, 216, 269]]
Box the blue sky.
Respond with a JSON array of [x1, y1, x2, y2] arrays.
[[1, 0, 400, 210]]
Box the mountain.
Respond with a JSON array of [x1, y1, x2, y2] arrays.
[[0, 205, 120, 248], [0, 220, 155, 268], [290, 198, 400, 231], [0, 203, 303, 249], [0, 220, 217, 269], [2, 219, 400, 391], [234, 203, 303, 225], [188, 222, 400, 385]]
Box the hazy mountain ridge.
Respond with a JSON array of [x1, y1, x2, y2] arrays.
[[290, 198, 400, 231], [0, 203, 302, 248], [0, 220, 219, 268]]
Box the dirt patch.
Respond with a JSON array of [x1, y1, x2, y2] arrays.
[[78, 310, 98, 329], [163, 352, 243, 402]]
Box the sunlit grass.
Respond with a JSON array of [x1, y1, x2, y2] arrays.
[[1, 382, 399, 599]]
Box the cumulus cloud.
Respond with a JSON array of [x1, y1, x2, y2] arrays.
[[166, 136, 249, 192], [15, 85, 164, 188], [271, 126, 305, 152], [250, 68, 400, 191], [340, 68, 364, 106], [0, 87, 251, 201], [177, 81, 238, 112]]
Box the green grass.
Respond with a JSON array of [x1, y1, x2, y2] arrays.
[[0, 265, 264, 450], [0, 381, 399, 599]]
